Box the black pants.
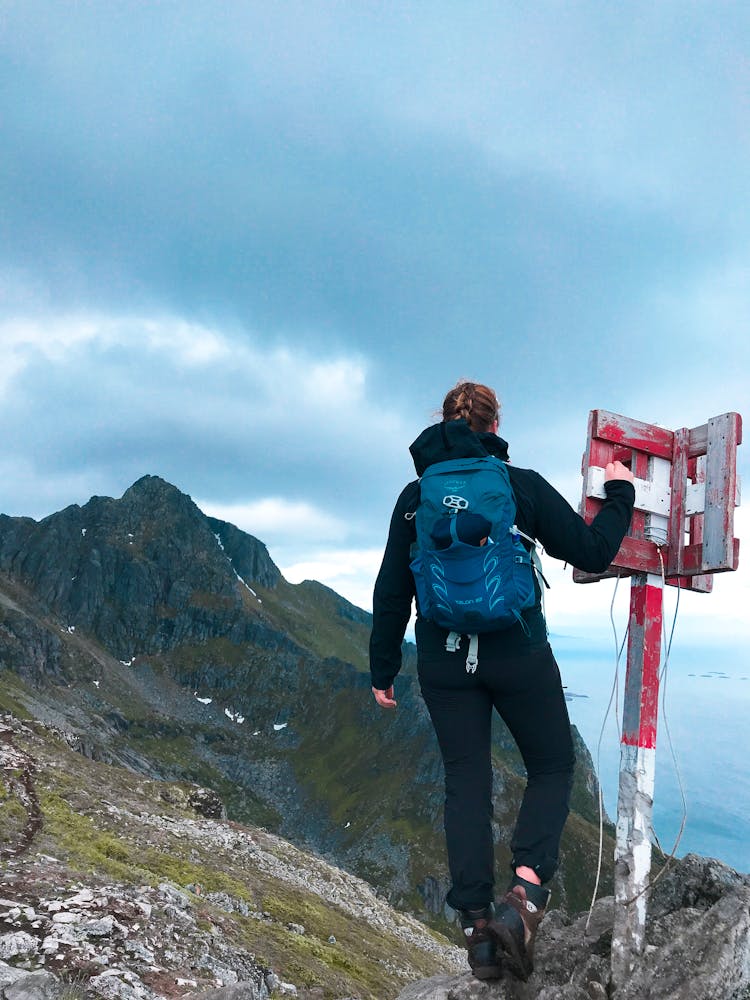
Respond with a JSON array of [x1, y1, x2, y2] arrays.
[[417, 619, 575, 912]]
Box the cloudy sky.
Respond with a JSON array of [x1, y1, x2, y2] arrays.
[[1, 2, 748, 648]]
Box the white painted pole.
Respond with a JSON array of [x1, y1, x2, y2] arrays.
[[611, 456, 670, 990], [610, 571, 664, 988]]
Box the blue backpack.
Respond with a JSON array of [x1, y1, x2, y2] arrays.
[[409, 456, 538, 666]]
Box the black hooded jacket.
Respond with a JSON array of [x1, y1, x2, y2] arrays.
[[369, 421, 635, 690]]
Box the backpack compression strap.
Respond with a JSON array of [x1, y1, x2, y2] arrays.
[[445, 631, 479, 673]]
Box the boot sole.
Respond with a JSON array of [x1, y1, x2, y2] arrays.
[[489, 922, 532, 982]]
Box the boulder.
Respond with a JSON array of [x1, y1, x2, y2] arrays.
[[4, 972, 64, 1000], [396, 856, 750, 1000], [0, 962, 30, 991], [187, 786, 226, 820], [0, 933, 37, 961]]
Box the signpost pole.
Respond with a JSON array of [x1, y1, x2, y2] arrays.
[[610, 571, 664, 988]]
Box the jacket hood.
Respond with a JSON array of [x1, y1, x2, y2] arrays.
[[409, 420, 510, 476]]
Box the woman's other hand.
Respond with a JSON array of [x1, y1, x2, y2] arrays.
[[605, 460, 634, 483], [372, 686, 397, 709]]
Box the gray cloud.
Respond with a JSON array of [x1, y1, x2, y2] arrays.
[[1, 1, 748, 551], [0, 320, 417, 538], [2, 4, 739, 370]]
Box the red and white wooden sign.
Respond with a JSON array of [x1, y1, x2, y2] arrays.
[[574, 409, 741, 590], [573, 409, 742, 989]]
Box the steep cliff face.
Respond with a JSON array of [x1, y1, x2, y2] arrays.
[[207, 515, 281, 590], [0, 477, 614, 928]]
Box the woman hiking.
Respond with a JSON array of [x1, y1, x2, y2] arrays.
[[369, 381, 635, 981]]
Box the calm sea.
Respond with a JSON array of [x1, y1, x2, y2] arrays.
[[554, 634, 750, 875]]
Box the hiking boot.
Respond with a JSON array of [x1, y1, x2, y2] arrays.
[[459, 906, 503, 980], [489, 877, 550, 981]]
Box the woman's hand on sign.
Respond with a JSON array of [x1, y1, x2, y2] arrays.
[[605, 460, 634, 484], [372, 686, 397, 709]]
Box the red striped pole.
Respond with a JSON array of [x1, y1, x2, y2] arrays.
[[611, 571, 664, 987]]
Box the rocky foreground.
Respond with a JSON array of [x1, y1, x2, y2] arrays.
[[0, 713, 462, 1000], [395, 855, 750, 1000]]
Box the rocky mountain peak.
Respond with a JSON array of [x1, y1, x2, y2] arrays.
[[120, 474, 201, 516], [0, 477, 285, 658]]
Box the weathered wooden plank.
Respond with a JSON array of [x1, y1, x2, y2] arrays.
[[679, 489, 715, 592], [667, 573, 713, 593], [573, 527, 737, 581], [573, 565, 633, 583], [592, 410, 674, 460], [574, 416, 618, 584], [615, 538, 663, 574], [667, 428, 689, 576], [649, 468, 740, 515], [682, 539, 739, 573], [586, 467, 672, 517], [687, 421, 708, 459], [688, 410, 743, 458], [702, 413, 740, 571], [572, 541, 736, 584], [580, 434, 614, 518], [580, 536, 740, 578], [580, 409, 596, 478]]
